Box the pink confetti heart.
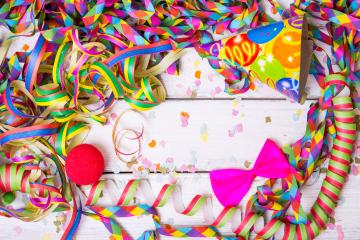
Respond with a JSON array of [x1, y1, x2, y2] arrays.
[[194, 80, 201, 87], [176, 83, 184, 88]]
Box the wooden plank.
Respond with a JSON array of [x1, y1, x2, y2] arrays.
[[1, 173, 359, 239], [86, 99, 313, 172]]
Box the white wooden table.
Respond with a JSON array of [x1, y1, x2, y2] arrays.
[[1, 4, 359, 240]]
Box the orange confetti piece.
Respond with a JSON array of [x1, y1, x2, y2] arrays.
[[180, 111, 189, 119], [195, 70, 201, 79], [148, 139, 157, 148], [22, 44, 30, 51]]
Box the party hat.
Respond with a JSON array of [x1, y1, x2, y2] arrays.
[[198, 16, 312, 102]]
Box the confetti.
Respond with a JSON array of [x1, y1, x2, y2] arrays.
[[53, 213, 66, 233], [22, 44, 29, 51], [354, 139, 360, 157], [200, 123, 209, 143], [350, 164, 359, 176], [186, 87, 197, 98], [140, 157, 153, 169], [163, 157, 175, 171], [180, 112, 190, 127], [195, 70, 201, 79], [148, 139, 157, 148], [194, 80, 201, 87], [193, 60, 201, 68], [110, 113, 117, 120], [265, 116, 272, 123], [215, 86, 222, 93], [42, 233, 51, 240], [179, 164, 197, 173], [231, 99, 240, 116], [327, 223, 336, 230], [292, 109, 302, 121], [228, 123, 243, 137], [207, 73, 216, 82], [336, 225, 344, 240], [232, 99, 240, 108], [244, 160, 252, 168], [232, 109, 239, 116]]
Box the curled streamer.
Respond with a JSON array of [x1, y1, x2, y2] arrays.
[[0, 0, 359, 239]]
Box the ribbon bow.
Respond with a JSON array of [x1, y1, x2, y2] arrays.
[[210, 139, 292, 206]]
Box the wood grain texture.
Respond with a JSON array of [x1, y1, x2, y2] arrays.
[[86, 99, 313, 173]]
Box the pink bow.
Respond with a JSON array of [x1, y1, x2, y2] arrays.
[[210, 139, 292, 206]]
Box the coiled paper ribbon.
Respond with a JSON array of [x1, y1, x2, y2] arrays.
[[0, 0, 359, 239]]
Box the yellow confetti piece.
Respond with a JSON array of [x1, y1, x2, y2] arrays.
[[193, 60, 201, 67], [42, 233, 51, 240], [232, 99, 239, 108], [200, 123, 208, 143]]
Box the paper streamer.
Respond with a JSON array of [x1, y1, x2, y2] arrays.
[[0, 0, 359, 239]]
